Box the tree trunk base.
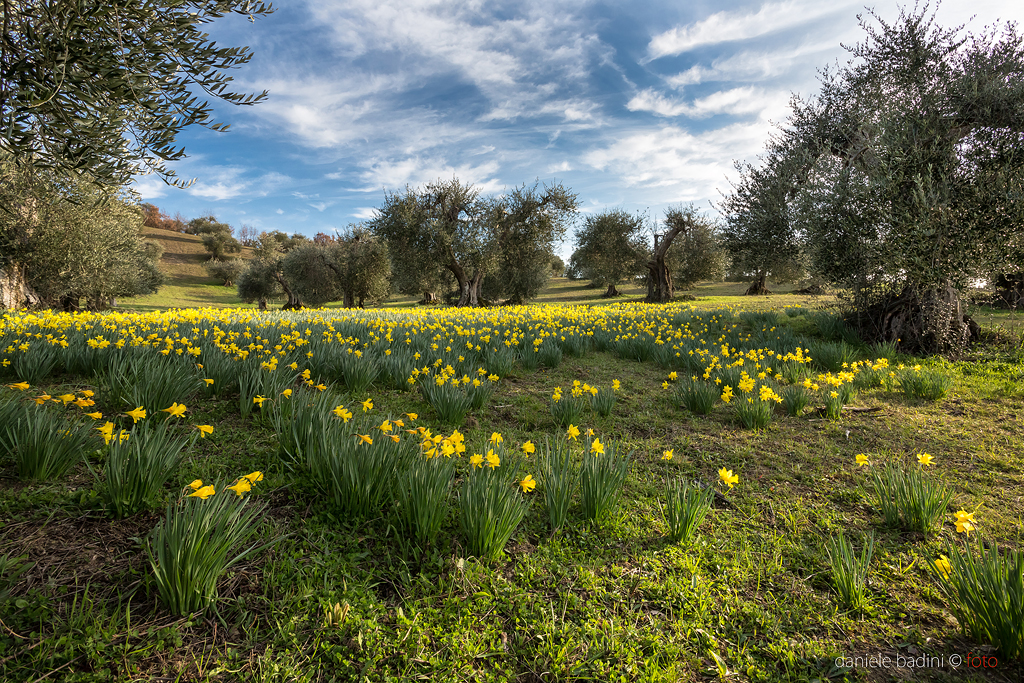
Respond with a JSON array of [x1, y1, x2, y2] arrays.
[[851, 286, 980, 353], [603, 284, 620, 298], [745, 281, 772, 295]]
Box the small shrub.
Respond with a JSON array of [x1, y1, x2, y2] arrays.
[[663, 480, 713, 544], [519, 347, 540, 371], [102, 353, 202, 414], [824, 531, 874, 612], [809, 340, 857, 372]]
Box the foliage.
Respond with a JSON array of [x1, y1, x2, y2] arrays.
[[1, 163, 165, 310], [568, 210, 647, 296], [663, 219, 728, 290], [930, 539, 1024, 660], [824, 532, 874, 612], [663, 479, 713, 545], [282, 228, 391, 308], [579, 435, 629, 521], [146, 478, 268, 615], [458, 451, 527, 560], [3, 404, 95, 480], [0, 0, 274, 188], [95, 419, 194, 519], [371, 179, 577, 306], [724, 7, 1024, 348], [539, 439, 576, 532], [898, 367, 953, 401], [204, 258, 244, 286], [675, 379, 718, 415], [870, 460, 952, 534], [395, 455, 455, 547]]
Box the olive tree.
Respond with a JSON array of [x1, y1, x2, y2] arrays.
[[0, 0, 273, 189], [568, 210, 647, 297]]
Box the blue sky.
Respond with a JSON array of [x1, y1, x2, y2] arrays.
[[134, 0, 1024, 256]]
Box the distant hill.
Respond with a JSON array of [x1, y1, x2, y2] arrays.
[[122, 227, 254, 312]]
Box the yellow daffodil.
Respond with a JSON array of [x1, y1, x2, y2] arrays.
[[934, 555, 952, 580], [57, 393, 76, 404], [253, 395, 267, 406], [315, 383, 326, 391], [719, 468, 739, 489], [379, 419, 392, 433], [243, 471, 264, 484], [917, 453, 934, 466], [227, 479, 252, 497], [333, 406, 353, 422], [203, 378, 215, 386], [189, 485, 215, 500], [566, 424, 580, 441], [954, 509, 976, 535], [521, 440, 536, 455], [85, 411, 102, 419], [489, 432, 503, 447], [470, 453, 484, 468], [668, 372, 677, 381], [126, 406, 147, 423], [281, 388, 292, 398], [34, 394, 51, 405], [96, 421, 115, 444], [357, 434, 373, 445], [612, 379, 620, 391], [662, 449, 673, 461], [8, 382, 30, 391], [520, 474, 537, 493], [79, 390, 94, 397], [188, 479, 204, 490], [389, 434, 400, 443], [855, 453, 869, 467], [662, 381, 669, 389], [485, 450, 500, 469], [361, 398, 374, 412], [404, 412, 418, 421], [161, 402, 187, 418], [196, 425, 214, 438], [590, 438, 604, 455]]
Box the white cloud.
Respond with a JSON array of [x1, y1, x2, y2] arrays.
[[664, 37, 842, 88], [309, 201, 333, 212], [351, 207, 378, 220], [358, 156, 504, 193], [185, 167, 294, 201], [583, 121, 776, 202], [132, 174, 170, 200], [647, 0, 856, 58], [626, 87, 788, 120]]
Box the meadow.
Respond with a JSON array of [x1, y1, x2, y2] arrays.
[[0, 299, 1022, 682]]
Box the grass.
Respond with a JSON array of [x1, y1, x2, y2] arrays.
[[0, 301, 1022, 681]]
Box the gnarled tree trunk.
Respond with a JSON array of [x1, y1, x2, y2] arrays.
[[604, 283, 620, 297], [852, 285, 979, 353], [645, 209, 690, 303], [745, 272, 771, 295]]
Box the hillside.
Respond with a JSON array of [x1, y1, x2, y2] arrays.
[[125, 227, 254, 312]]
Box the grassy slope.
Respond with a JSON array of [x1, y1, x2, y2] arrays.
[[127, 227, 253, 311], [1, 308, 1023, 681]]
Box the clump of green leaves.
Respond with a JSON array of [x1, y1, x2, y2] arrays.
[[539, 439, 577, 532], [930, 539, 1024, 660], [663, 479, 713, 544], [870, 460, 952, 533], [676, 378, 718, 415], [146, 477, 268, 616], [395, 455, 455, 547], [458, 450, 527, 560], [898, 367, 952, 401], [824, 531, 874, 612], [3, 405, 95, 480], [579, 435, 629, 521], [781, 385, 811, 416], [589, 386, 617, 417]]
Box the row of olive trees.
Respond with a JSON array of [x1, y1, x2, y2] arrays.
[[234, 228, 390, 310], [567, 207, 728, 300], [370, 178, 578, 306]]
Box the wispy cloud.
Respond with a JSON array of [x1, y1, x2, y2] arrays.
[[626, 87, 788, 120], [647, 0, 855, 59]]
